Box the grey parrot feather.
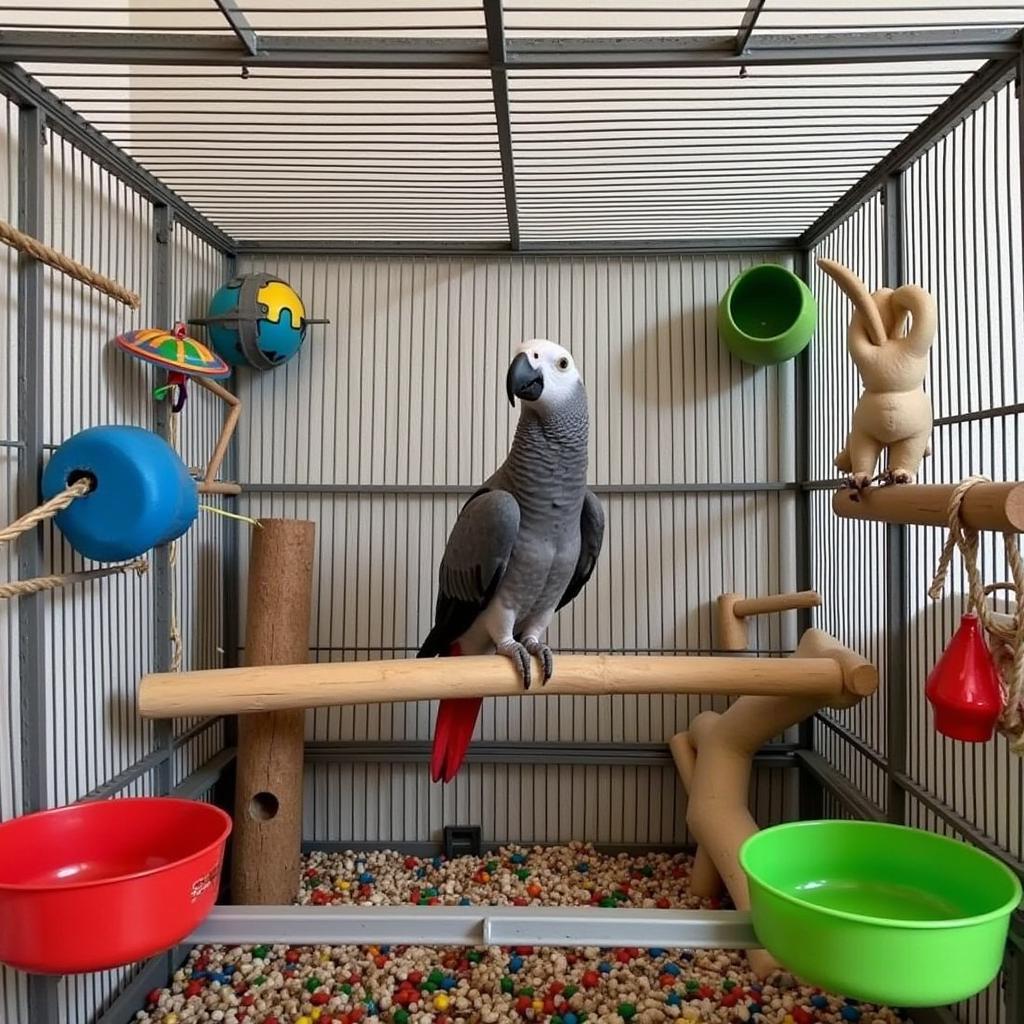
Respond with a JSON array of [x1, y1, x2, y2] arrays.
[[417, 488, 520, 658]]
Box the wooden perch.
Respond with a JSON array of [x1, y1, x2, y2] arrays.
[[833, 481, 1024, 532], [193, 376, 243, 497], [672, 627, 875, 979], [717, 590, 821, 651], [138, 651, 877, 719]]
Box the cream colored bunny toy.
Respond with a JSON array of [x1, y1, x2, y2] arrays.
[[818, 258, 937, 491]]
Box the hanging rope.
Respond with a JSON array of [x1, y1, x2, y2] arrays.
[[167, 413, 184, 673], [0, 219, 141, 310], [928, 476, 1024, 754], [0, 559, 148, 600], [0, 478, 91, 546]]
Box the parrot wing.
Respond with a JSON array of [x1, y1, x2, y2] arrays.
[[556, 489, 605, 610], [417, 487, 521, 657]]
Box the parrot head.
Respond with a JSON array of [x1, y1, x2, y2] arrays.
[[506, 339, 582, 412]]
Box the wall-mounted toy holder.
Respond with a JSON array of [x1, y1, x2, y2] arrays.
[[190, 272, 329, 372], [114, 326, 243, 497]]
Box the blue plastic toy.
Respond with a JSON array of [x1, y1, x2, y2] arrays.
[[41, 425, 198, 562], [191, 273, 329, 372]]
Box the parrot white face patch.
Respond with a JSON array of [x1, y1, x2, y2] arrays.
[[514, 339, 582, 414]]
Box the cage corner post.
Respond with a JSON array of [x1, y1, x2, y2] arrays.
[[792, 245, 823, 821], [152, 202, 176, 796], [881, 171, 909, 828], [15, 96, 60, 1021]]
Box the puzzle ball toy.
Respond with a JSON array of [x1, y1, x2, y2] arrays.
[[194, 273, 327, 372]]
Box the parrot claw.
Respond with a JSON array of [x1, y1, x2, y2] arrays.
[[523, 638, 554, 684], [497, 640, 532, 689]]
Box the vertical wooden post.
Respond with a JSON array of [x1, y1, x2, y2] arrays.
[[231, 518, 315, 905]]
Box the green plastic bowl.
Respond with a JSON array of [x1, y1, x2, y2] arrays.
[[718, 264, 817, 366], [740, 821, 1021, 1007]]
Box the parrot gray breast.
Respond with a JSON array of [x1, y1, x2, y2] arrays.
[[417, 379, 604, 658]]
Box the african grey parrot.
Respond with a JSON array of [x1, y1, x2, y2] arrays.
[[418, 339, 605, 783]]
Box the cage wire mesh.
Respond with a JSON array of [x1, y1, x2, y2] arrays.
[[1, 3, 1024, 1023], [804, 80, 1024, 1024], [235, 252, 798, 846]]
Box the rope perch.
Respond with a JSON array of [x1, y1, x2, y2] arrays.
[[929, 476, 1024, 753], [0, 219, 141, 310], [0, 559, 148, 600], [0, 479, 91, 546]]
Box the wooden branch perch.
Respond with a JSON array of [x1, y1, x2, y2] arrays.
[[672, 627, 876, 979], [193, 375, 243, 497], [138, 651, 877, 719], [833, 481, 1024, 532]]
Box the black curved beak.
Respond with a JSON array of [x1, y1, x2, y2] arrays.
[[506, 352, 544, 406]]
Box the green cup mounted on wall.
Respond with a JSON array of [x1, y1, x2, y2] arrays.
[[718, 264, 817, 366]]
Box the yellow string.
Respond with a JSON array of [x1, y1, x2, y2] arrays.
[[198, 504, 262, 528]]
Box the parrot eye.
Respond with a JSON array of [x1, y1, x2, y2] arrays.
[[557, 356, 570, 371]]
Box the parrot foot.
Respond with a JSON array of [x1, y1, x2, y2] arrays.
[[523, 638, 554, 684], [497, 639, 533, 689], [880, 468, 914, 486]]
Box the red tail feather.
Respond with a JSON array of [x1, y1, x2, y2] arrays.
[[430, 643, 482, 783]]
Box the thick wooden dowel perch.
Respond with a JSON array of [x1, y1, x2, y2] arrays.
[[139, 652, 875, 719], [833, 481, 1024, 532], [717, 590, 821, 651], [232, 518, 314, 906], [0, 218, 141, 309]]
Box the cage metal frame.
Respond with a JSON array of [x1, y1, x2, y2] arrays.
[[1, 7, 1024, 1024]]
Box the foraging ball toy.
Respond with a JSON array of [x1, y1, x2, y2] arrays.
[[718, 264, 817, 366], [193, 272, 328, 371], [741, 820, 1022, 1006], [926, 612, 1005, 742], [41, 425, 199, 562], [115, 326, 230, 412], [0, 797, 231, 974]]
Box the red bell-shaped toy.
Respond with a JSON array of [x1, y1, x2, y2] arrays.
[[926, 613, 1005, 742]]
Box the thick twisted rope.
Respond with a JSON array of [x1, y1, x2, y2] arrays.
[[0, 478, 91, 546], [928, 476, 1024, 753], [0, 559, 148, 600], [0, 220, 141, 310]]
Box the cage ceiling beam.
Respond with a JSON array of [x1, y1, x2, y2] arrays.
[[0, 29, 1017, 70], [734, 0, 767, 56], [231, 237, 801, 257], [212, 0, 259, 58], [0, 64, 236, 255], [799, 55, 1018, 248], [139, 651, 878, 718], [483, 0, 519, 249]]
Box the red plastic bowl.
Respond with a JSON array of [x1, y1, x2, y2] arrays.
[[0, 797, 232, 974]]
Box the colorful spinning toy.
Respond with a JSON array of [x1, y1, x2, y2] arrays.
[[114, 325, 231, 412]]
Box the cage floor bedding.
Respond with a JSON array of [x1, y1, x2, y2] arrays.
[[136, 844, 904, 1024]]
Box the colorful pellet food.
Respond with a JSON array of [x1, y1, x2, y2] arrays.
[[134, 845, 905, 1024]]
